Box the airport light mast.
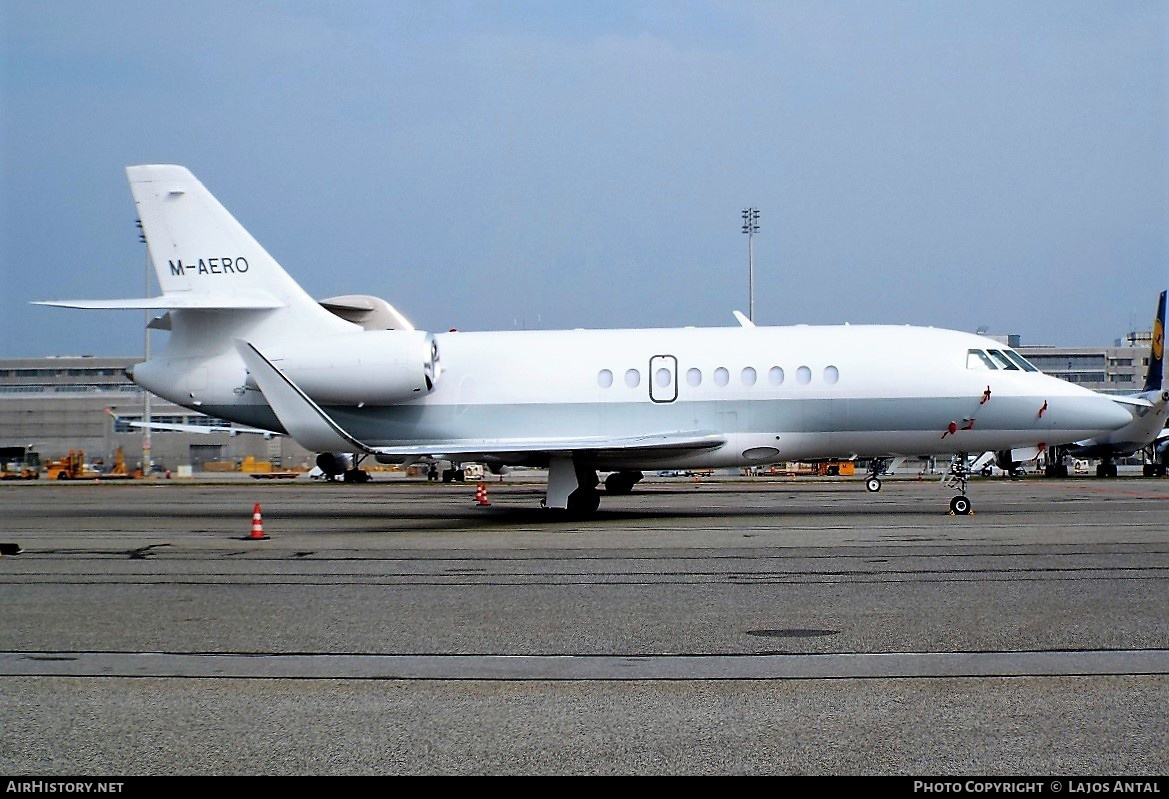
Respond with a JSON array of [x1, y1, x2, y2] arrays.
[[741, 208, 760, 322]]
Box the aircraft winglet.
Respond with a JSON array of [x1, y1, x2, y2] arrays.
[[234, 340, 374, 454], [732, 310, 755, 328]]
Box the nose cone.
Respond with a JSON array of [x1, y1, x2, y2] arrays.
[[1056, 395, 1135, 437]]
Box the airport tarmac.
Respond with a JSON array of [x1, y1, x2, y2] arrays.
[[1, 475, 1167, 775]]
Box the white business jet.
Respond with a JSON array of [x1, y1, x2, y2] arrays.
[[37, 165, 1135, 514]]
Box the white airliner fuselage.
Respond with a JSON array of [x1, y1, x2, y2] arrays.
[[39, 165, 1137, 513]]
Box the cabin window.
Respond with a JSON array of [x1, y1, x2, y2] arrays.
[[986, 349, 1019, 370], [741, 367, 757, 386], [824, 365, 839, 385], [967, 349, 997, 370], [655, 368, 672, 388], [597, 369, 613, 388], [713, 367, 729, 387], [686, 368, 702, 387], [768, 366, 784, 385], [1004, 350, 1039, 372], [796, 366, 812, 385], [624, 368, 640, 388]]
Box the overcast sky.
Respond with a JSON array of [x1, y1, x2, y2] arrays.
[[2, 0, 1167, 357]]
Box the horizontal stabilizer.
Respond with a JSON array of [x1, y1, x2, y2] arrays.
[[35, 293, 284, 311]]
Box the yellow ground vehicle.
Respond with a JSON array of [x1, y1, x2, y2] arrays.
[[45, 448, 138, 480], [813, 460, 856, 476], [0, 446, 40, 480], [45, 450, 100, 480]]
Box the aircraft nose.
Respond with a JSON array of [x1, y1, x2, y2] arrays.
[[1064, 395, 1134, 433]]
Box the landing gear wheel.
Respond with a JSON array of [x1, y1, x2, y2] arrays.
[[607, 474, 635, 493], [565, 488, 600, 515], [949, 495, 972, 515], [604, 472, 640, 495], [865, 477, 882, 493]]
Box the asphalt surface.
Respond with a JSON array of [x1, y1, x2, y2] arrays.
[[1, 474, 1167, 775]]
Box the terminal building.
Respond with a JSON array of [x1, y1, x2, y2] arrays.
[[0, 325, 1162, 473], [0, 355, 313, 473], [1004, 331, 1155, 397]]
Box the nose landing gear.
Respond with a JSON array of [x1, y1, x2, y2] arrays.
[[943, 454, 973, 515], [864, 458, 890, 493]]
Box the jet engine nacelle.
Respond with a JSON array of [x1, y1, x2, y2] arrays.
[[316, 452, 353, 476], [258, 330, 440, 405], [995, 450, 1017, 472]]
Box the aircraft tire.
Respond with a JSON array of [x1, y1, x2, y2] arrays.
[[865, 477, 881, 493], [566, 488, 600, 515], [604, 472, 635, 495], [949, 495, 971, 515]]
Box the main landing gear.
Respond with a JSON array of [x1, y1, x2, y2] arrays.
[[942, 454, 973, 515], [1095, 460, 1119, 479], [604, 470, 644, 495], [542, 455, 601, 515]]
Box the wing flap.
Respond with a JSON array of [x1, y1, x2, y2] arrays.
[[365, 432, 726, 461]]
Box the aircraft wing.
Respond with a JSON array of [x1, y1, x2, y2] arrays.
[[104, 408, 277, 437], [234, 340, 725, 458], [363, 431, 726, 462], [1110, 394, 1156, 409]]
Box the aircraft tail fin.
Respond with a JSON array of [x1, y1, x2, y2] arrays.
[[126, 164, 330, 317], [1141, 290, 1166, 393]]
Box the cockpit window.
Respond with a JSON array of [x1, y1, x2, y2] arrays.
[[986, 349, 1019, 370], [967, 349, 997, 370], [1003, 350, 1039, 372]]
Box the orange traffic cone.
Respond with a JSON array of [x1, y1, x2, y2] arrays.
[[475, 482, 490, 506], [247, 502, 270, 540]]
